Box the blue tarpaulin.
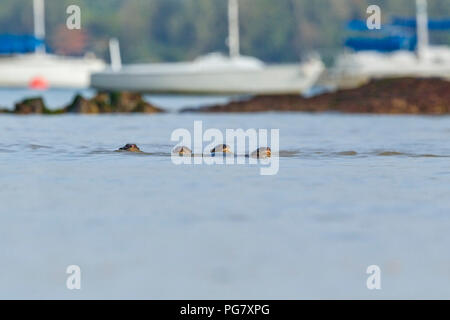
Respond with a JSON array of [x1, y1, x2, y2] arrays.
[[347, 19, 378, 31], [345, 36, 417, 52], [347, 18, 450, 31], [392, 17, 450, 30], [0, 35, 44, 54], [345, 16, 449, 52]]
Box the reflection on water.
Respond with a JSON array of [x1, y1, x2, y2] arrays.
[[0, 107, 450, 299]]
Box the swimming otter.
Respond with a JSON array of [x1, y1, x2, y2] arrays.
[[211, 144, 233, 155], [251, 147, 271, 158], [118, 144, 142, 152], [172, 146, 192, 156], [170, 145, 271, 158]]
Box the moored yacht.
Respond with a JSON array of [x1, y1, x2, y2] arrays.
[[91, 0, 324, 95], [0, 0, 105, 89], [328, 0, 450, 89]]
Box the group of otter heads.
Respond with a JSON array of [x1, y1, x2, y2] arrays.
[[117, 143, 271, 158], [173, 144, 271, 158]]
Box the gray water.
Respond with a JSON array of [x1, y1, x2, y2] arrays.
[[1, 98, 450, 299]]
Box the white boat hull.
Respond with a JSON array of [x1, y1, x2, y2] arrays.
[[0, 54, 105, 88], [91, 59, 324, 94], [327, 47, 450, 89]]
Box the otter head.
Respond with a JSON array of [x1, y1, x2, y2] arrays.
[[253, 147, 271, 158], [118, 144, 142, 152], [172, 146, 192, 156], [211, 144, 232, 155]]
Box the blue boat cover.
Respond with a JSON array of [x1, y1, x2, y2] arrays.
[[345, 36, 417, 52], [347, 18, 450, 31], [345, 16, 449, 52], [392, 17, 450, 30], [0, 35, 45, 54]]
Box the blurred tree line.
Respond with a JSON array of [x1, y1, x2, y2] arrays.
[[1, 0, 449, 64]]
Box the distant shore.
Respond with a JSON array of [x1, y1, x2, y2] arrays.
[[1, 77, 449, 115], [181, 78, 450, 115]]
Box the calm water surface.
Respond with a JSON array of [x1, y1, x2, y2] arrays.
[[0, 92, 450, 298]]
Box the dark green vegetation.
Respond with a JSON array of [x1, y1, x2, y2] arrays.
[[1, 0, 450, 65]]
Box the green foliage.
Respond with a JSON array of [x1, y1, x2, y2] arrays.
[[0, 0, 449, 64]]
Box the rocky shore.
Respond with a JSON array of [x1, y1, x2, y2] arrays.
[[1, 92, 164, 115], [1, 78, 449, 115], [181, 78, 450, 115]]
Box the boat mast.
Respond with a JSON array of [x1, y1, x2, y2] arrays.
[[228, 0, 240, 58], [109, 38, 122, 72], [33, 0, 46, 54], [416, 0, 429, 61]]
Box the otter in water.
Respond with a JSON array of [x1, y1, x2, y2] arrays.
[[172, 146, 192, 156], [118, 144, 142, 152], [211, 144, 233, 156], [251, 147, 271, 158], [170, 145, 271, 158]]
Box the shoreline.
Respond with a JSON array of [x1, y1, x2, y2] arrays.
[[1, 77, 449, 115], [181, 78, 450, 115]]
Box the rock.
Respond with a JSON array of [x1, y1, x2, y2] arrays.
[[109, 91, 164, 113], [181, 78, 450, 115], [109, 92, 141, 112], [132, 101, 165, 113], [91, 92, 111, 112], [8, 92, 165, 115], [64, 92, 165, 114], [14, 97, 48, 114], [65, 94, 100, 114]]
